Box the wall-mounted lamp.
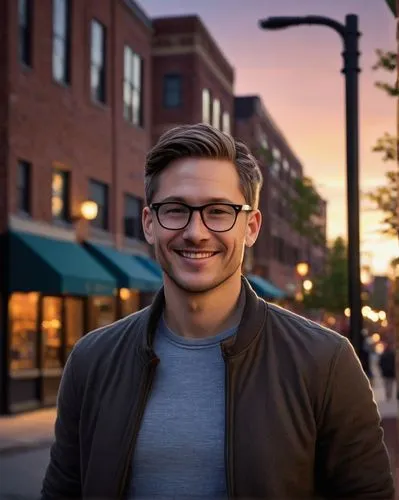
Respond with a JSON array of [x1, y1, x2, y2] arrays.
[[296, 262, 309, 278], [80, 200, 98, 221]]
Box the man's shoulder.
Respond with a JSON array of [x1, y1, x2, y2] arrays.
[[72, 306, 150, 359], [266, 302, 347, 355]]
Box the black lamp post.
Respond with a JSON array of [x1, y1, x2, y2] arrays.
[[259, 15, 365, 365]]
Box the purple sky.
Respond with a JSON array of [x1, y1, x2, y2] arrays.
[[141, 0, 396, 273]]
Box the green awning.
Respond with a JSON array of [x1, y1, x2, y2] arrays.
[[134, 254, 163, 279], [247, 274, 285, 300], [85, 243, 162, 292], [9, 231, 117, 295]]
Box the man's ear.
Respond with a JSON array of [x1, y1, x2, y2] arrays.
[[245, 209, 262, 248], [142, 206, 155, 245]]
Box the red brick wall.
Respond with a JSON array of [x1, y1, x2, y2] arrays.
[[0, 0, 9, 235], [151, 15, 234, 144], [5, 0, 152, 243]]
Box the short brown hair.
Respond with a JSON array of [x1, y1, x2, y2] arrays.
[[144, 123, 263, 207]]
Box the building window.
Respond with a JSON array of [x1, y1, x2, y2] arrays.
[[52, 169, 69, 221], [41, 297, 63, 370], [123, 46, 143, 125], [222, 111, 230, 134], [89, 179, 109, 230], [120, 289, 140, 318], [163, 74, 182, 108], [124, 194, 144, 240], [17, 160, 31, 214], [88, 296, 116, 330], [65, 297, 83, 359], [90, 20, 106, 103], [212, 98, 220, 129], [18, 0, 33, 66], [202, 89, 210, 124], [52, 0, 70, 84], [272, 147, 281, 176], [9, 292, 39, 373]]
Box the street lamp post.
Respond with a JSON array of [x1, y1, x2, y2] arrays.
[[259, 15, 364, 363]]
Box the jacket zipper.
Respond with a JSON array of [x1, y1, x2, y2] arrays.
[[224, 351, 234, 498], [118, 356, 159, 499]]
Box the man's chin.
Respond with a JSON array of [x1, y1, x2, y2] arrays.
[[165, 269, 238, 295]]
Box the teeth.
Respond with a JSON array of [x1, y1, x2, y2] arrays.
[[179, 251, 215, 259]]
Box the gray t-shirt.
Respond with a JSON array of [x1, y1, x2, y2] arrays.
[[129, 316, 237, 499]]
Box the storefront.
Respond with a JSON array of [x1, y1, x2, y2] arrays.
[[2, 230, 117, 414], [84, 241, 163, 317], [0, 230, 164, 414]]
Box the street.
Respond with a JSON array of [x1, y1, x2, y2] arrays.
[[0, 446, 50, 499]]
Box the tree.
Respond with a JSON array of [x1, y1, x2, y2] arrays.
[[367, 170, 398, 237], [257, 145, 325, 245], [288, 176, 325, 246], [303, 237, 348, 313], [366, 48, 398, 237]]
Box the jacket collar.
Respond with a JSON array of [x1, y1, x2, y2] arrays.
[[139, 276, 268, 360]]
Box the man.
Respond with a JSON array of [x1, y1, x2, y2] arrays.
[[379, 340, 396, 400], [42, 124, 393, 499]]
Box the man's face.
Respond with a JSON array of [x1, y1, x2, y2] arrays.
[[142, 158, 262, 294]]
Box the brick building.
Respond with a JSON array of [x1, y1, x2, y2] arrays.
[[151, 15, 234, 142], [0, 0, 163, 414], [234, 96, 327, 294]]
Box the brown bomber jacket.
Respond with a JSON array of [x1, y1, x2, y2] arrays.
[[41, 278, 394, 499]]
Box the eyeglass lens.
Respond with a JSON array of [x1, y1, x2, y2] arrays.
[[157, 203, 237, 231]]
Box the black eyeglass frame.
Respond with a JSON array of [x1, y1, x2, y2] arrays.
[[150, 202, 253, 232]]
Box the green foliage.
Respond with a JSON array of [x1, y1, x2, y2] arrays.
[[303, 237, 348, 313], [384, 0, 396, 16], [369, 48, 398, 237], [372, 50, 398, 97], [367, 170, 399, 237], [372, 132, 397, 161], [288, 176, 325, 246]]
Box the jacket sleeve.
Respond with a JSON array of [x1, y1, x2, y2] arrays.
[[316, 338, 394, 499], [41, 349, 82, 499]]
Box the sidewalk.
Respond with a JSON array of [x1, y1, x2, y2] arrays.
[[0, 407, 56, 455]]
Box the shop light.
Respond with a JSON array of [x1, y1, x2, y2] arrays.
[[303, 280, 313, 292], [368, 311, 380, 323], [344, 308, 351, 317], [296, 262, 309, 277], [119, 288, 131, 301], [361, 305, 371, 317], [378, 310, 387, 321], [80, 200, 98, 221], [371, 333, 381, 343]]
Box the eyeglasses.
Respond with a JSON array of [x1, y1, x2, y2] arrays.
[[150, 202, 253, 232]]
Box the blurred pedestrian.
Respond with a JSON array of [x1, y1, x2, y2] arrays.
[[41, 124, 393, 500], [379, 341, 396, 400]]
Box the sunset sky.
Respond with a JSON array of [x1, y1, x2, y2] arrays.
[[142, 0, 397, 274]]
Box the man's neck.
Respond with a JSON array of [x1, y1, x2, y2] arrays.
[[163, 274, 244, 339]]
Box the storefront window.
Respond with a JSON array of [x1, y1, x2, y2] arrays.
[[65, 297, 84, 358], [119, 289, 140, 318], [42, 297, 63, 369], [88, 296, 116, 330], [9, 293, 39, 373]]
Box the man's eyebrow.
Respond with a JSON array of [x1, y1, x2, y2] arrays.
[[158, 196, 236, 204]]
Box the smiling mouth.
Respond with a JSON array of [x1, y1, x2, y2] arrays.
[[174, 250, 219, 260]]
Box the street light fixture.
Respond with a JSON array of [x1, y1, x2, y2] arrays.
[[259, 14, 363, 362]]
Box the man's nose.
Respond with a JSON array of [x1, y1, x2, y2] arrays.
[[182, 211, 210, 242]]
